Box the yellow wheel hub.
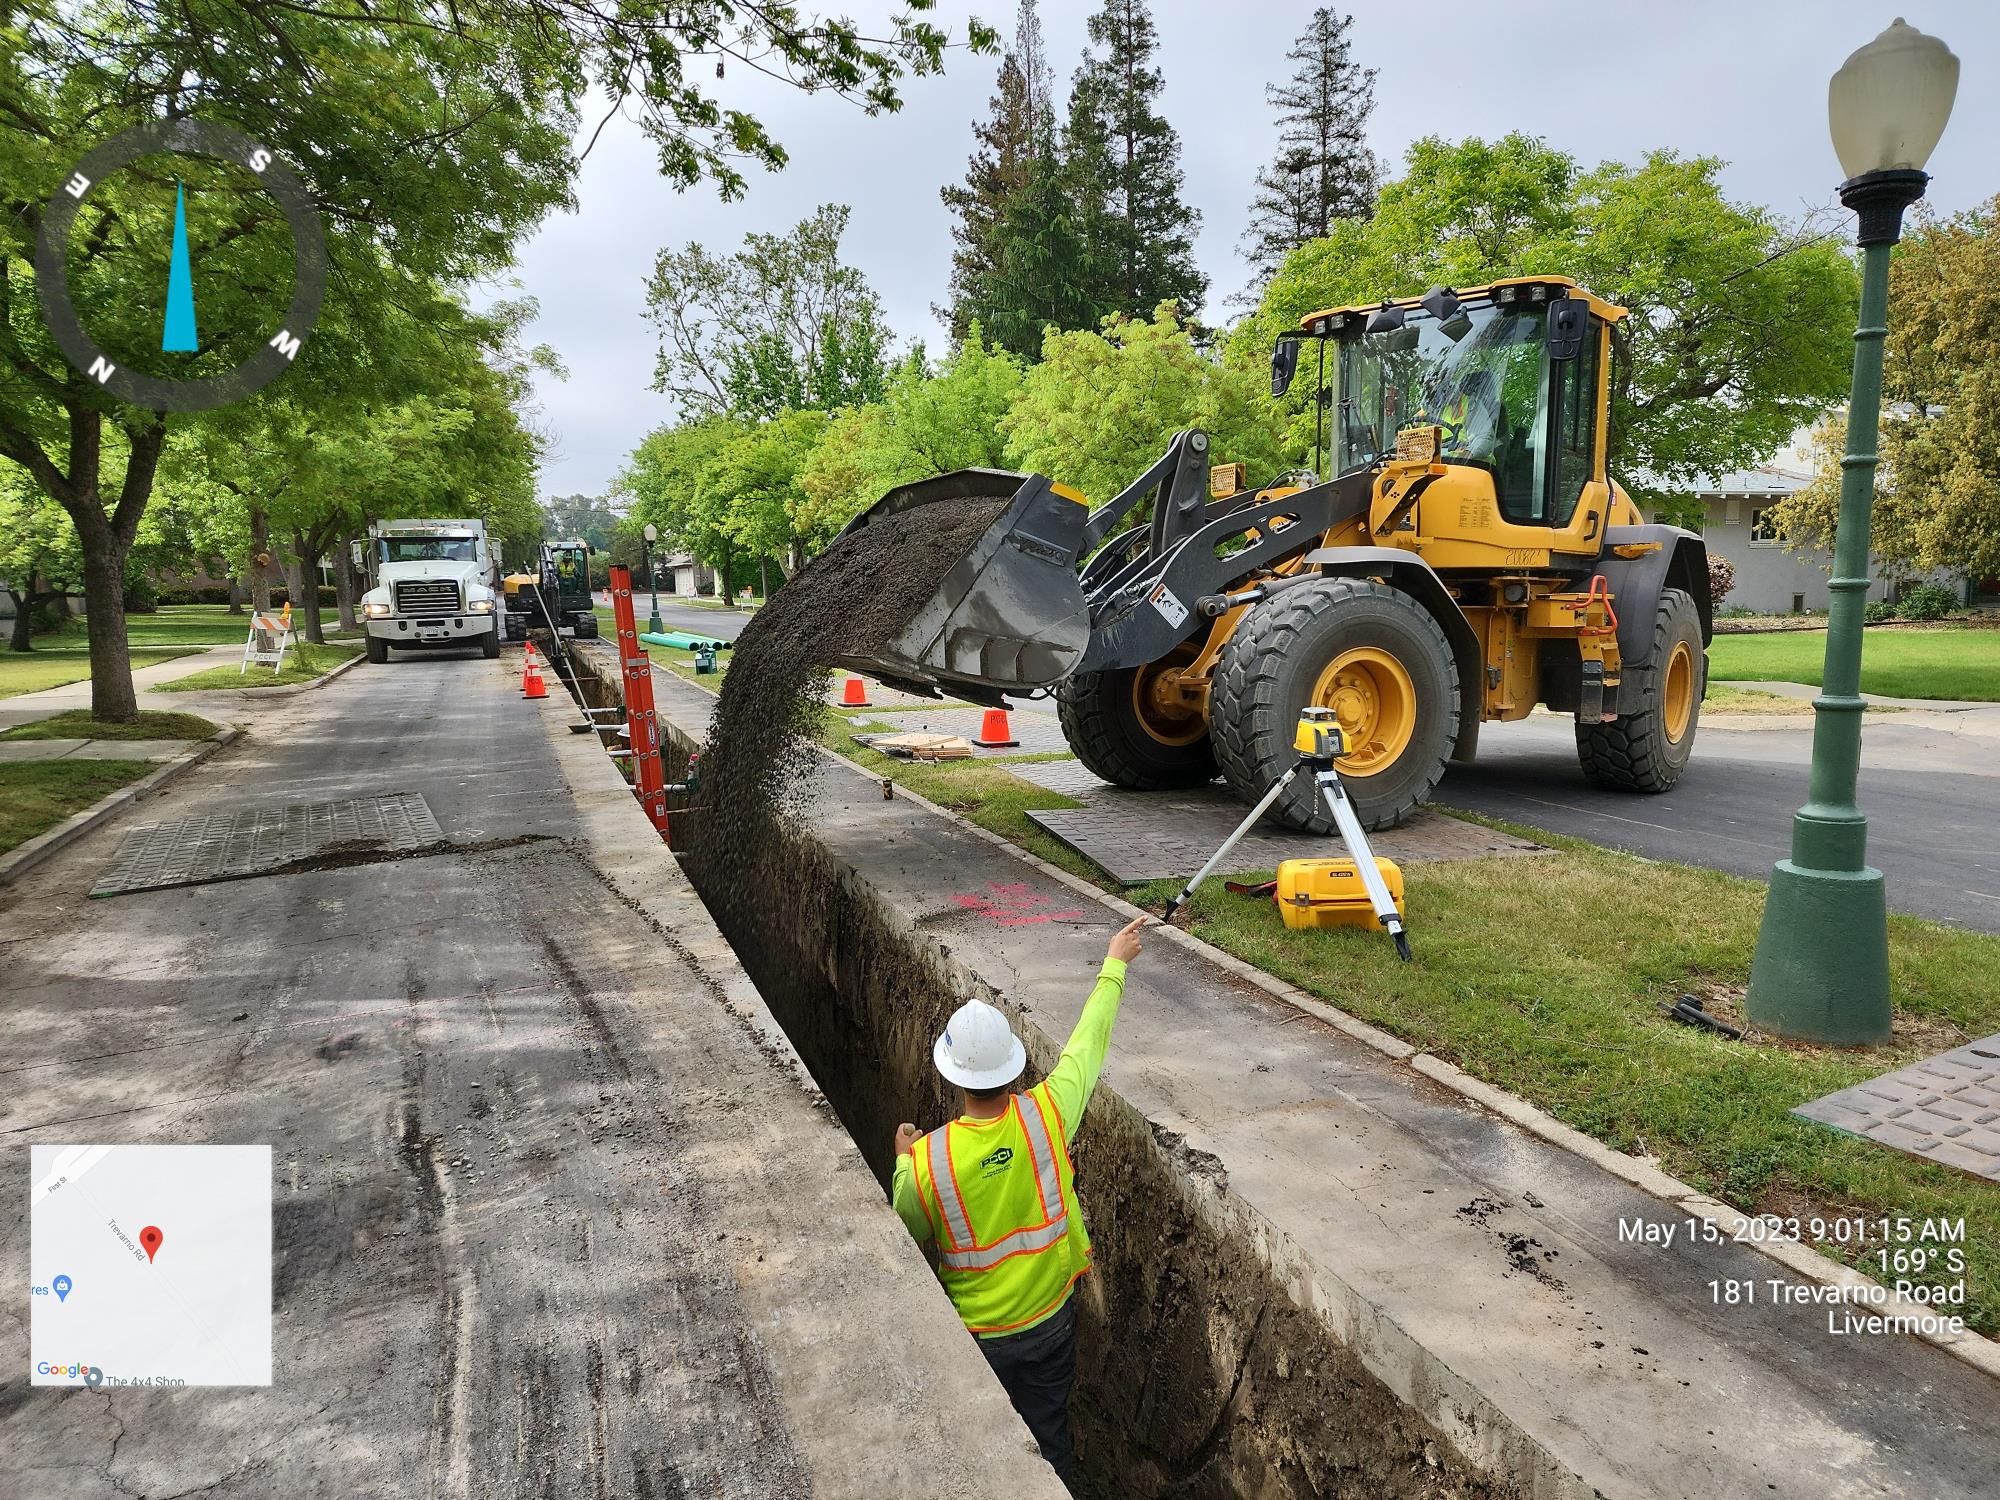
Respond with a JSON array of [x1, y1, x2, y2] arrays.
[[1131, 662, 1207, 747], [1311, 646, 1417, 775], [1663, 640, 1696, 742]]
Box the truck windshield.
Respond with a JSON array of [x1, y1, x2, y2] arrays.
[[1334, 303, 1553, 523], [379, 536, 476, 563]]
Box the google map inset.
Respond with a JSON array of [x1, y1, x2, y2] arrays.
[[30, 1144, 271, 1387]]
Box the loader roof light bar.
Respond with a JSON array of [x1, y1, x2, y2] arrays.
[[1299, 276, 1626, 336]]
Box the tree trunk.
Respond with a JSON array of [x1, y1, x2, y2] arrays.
[[226, 575, 247, 614], [80, 534, 137, 723], [9, 592, 33, 652], [761, 555, 771, 599], [287, 531, 324, 644], [249, 505, 273, 613], [333, 537, 359, 632]]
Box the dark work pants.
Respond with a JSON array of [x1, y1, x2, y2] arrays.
[[978, 1298, 1084, 1493]]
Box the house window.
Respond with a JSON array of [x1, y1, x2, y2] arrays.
[[1749, 505, 1781, 545]]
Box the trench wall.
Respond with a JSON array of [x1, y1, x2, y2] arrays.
[[572, 645, 1509, 1499]]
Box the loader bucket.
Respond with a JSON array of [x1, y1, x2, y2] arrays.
[[829, 468, 1091, 702]]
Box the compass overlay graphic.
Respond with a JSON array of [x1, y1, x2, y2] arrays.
[[33, 118, 328, 415]]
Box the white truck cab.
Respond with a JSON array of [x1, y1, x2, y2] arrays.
[[357, 519, 503, 663]]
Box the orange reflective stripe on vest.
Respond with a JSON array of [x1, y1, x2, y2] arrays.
[[919, 1094, 1069, 1273]]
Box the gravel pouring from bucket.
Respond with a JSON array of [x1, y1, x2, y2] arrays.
[[829, 469, 1091, 703]]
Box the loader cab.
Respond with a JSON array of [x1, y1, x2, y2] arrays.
[[1298, 278, 1631, 565]]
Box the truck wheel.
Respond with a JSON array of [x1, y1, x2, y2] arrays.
[[481, 628, 501, 660], [1210, 578, 1459, 832], [1576, 587, 1703, 792], [366, 635, 389, 665], [1056, 657, 1217, 790]]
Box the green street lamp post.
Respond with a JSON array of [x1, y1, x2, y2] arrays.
[[1747, 19, 1959, 1044], [642, 522, 665, 636]]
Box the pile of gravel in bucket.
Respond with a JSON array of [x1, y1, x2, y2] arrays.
[[687, 494, 1013, 874]]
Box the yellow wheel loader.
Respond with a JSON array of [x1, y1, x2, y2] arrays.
[[832, 276, 1711, 831]]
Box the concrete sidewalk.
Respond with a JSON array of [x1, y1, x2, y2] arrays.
[[643, 662, 2000, 1499], [0, 644, 237, 730], [0, 650, 1062, 1498]]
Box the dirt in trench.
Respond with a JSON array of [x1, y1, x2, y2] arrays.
[[686, 494, 1011, 879]]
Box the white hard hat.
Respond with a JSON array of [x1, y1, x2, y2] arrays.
[[933, 999, 1027, 1091]]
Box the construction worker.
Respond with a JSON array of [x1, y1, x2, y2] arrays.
[[891, 913, 1148, 1493]]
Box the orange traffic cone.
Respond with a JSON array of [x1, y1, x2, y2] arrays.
[[973, 706, 1018, 748], [522, 642, 549, 700], [840, 675, 871, 707]]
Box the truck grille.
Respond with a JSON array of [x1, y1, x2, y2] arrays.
[[394, 579, 460, 616]]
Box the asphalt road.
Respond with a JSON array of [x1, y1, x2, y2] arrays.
[[1439, 708, 2000, 933], [1, 649, 807, 1496], [597, 592, 751, 642]]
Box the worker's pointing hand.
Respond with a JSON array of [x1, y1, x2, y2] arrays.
[[1107, 914, 1147, 965], [894, 1123, 918, 1158]]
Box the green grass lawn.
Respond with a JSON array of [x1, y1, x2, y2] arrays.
[[0, 708, 218, 742], [0, 760, 155, 855], [156, 641, 361, 692], [1708, 626, 2000, 700], [819, 734, 2000, 1331], [0, 646, 200, 698]]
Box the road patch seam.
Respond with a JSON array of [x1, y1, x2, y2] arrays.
[[0, 727, 239, 890]]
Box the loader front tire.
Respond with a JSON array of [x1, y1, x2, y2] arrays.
[[1576, 587, 1703, 792], [1211, 578, 1459, 832], [1057, 663, 1218, 791]]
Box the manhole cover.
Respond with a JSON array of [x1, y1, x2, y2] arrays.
[[92, 793, 443, 897], [1795, 1035, 2000, 1182]]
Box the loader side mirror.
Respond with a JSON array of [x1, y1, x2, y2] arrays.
[[1546, 297, 1590, 362], [1271, 337, 1302, 397]]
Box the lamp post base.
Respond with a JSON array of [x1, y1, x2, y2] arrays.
[[1746, 860, 1891, 1044], [647, 609, 665, 635]]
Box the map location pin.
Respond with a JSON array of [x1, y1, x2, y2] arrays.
[[53, 1274, 71, 1302], [139, 1226, 164, 1263], [84, 1367, 104, 1390]]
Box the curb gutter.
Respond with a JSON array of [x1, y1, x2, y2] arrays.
[[0, 728, 240, 888]]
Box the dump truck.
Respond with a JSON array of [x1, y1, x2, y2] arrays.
[[832, 276, 1710, 832], [357, 518, 503, 663], [503, 540, 600, 641]]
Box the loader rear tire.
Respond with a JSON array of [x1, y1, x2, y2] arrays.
[[1211, 578, 1459, 832], [1576, 587, 1703, 792], [1057, 665, 1218, 791]]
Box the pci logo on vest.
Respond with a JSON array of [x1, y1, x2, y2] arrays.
[[978, 1145, 1015, 1179]]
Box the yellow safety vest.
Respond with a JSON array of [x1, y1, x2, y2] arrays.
[[907, 1081, 1090, 1336]]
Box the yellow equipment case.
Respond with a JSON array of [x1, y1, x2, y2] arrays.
[[1275, 857, 1406, 932]]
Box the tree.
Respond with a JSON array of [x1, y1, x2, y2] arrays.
[[1237, 135, 1858, 508], [940, 53, 1037, 336], [974, 131, 1102, 358], [1240, 8, 1377, 292], [1067, 0, 1206, 320], [1, 2, 986, 722], [797, 327, 1027, 527], [1770, 198, 2000, 584], [0, 471, 81, 652], [542, 494, 622, 551], [701, 409, 834, 575], [1002, 303, 1284, 505], [620, 417, 749, 595], [645, 204, 892, 419]]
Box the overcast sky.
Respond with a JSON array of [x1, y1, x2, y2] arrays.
[[494, 1, 1999, 504]]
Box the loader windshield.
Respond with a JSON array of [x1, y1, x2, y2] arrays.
[[1335, 303, 1553, 524]]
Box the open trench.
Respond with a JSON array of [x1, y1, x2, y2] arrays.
[[562, 643, 1512, 1500]]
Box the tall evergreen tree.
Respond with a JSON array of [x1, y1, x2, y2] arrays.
[[1068, 0, 1206, 319], [979, 132, 1099, 357], [939, 1, 1054, 341], [1241, 8, 1378, 289]]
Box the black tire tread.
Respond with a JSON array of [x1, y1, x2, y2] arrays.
[[366, 634, 389, 664], [1209, 578, 1459, 832], [1575, 588, 1702, 792], [1056, 669, 1217, 791]]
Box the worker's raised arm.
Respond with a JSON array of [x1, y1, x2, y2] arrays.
[[1043, 916, 1147, 1133]]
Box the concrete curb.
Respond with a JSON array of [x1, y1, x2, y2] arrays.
[[0, 727, 240, 889], [643, 660, 2000, 1382], [166, 648, 367, 700]]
